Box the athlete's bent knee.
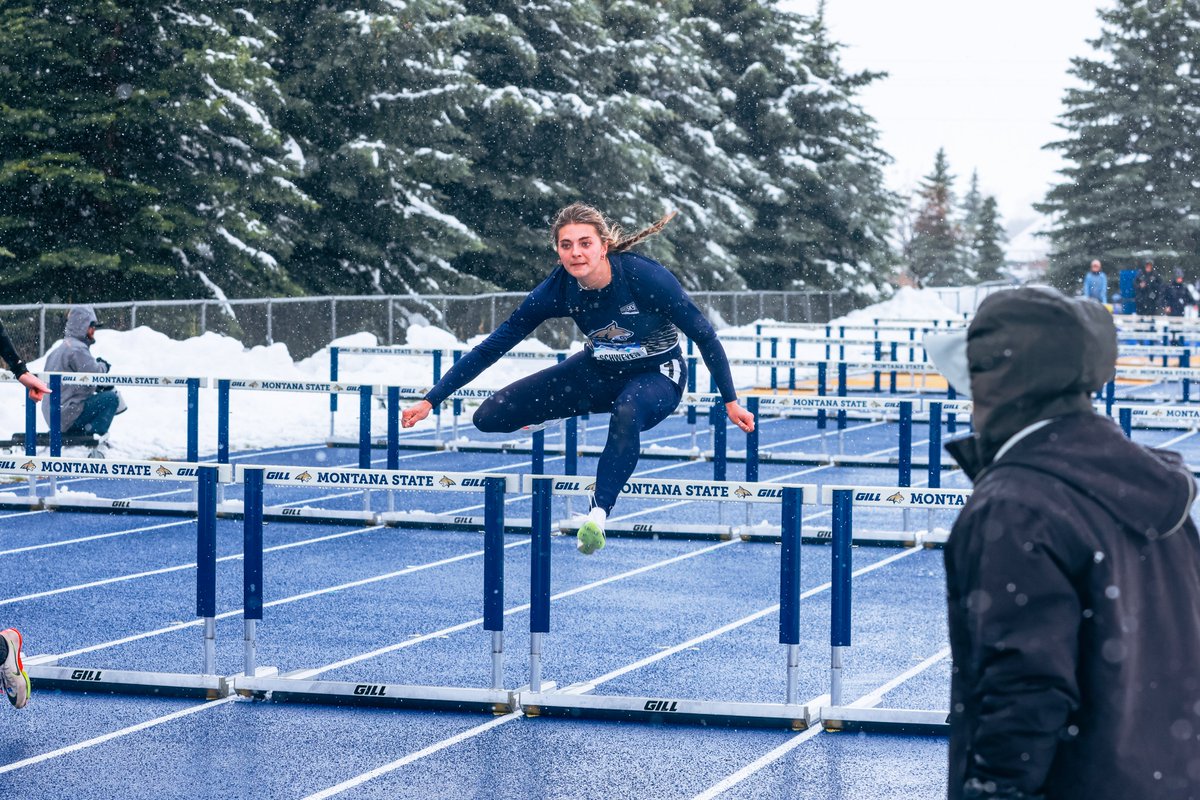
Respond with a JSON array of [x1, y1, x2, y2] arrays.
[[473, 400, 519, 433]]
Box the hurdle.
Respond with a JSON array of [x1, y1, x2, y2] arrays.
[[0, 373, 208, 515], [818, 486, 960, 734], [232, 466, 525, 713], [519, 474, 823, 729], [327, 344, 570, 446], [7, 456, 234, 699], [1110, 364, 1200, 403]]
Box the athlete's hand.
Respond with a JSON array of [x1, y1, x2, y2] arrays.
[[18, 373, 51, 402], [726, 401, 755, 433], [402, 399, 433, 428]]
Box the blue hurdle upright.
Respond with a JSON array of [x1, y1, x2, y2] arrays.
[[818, 486, 963, 734], [520, 474, 821, 729], [231, 465, 524, 713], [1, 456, 233, 698]]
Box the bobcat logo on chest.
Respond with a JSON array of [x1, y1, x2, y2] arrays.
[[589, 321, 634, 343]]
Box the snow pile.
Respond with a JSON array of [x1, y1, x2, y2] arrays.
[[0, 287, 959, 461]]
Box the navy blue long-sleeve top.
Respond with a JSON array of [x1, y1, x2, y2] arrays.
[[424, 252, 738, 407], [0, 320, 28, 378]]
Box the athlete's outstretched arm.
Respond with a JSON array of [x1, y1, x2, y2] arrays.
[[401, 276, 560, 425]]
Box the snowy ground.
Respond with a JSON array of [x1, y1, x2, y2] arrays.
[[0, 287, 965, 461]]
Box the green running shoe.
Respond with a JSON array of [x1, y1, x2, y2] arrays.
[[576, 520, 606, 555]]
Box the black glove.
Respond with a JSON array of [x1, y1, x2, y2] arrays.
[[95, 357, 111, 373]]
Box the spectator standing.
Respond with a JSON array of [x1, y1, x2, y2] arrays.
[[41, 306, 122, 436], [1133, 260, 1163, 315], [928, 287, 1200, 800], [1081, 259, 1107, 303], [1162, 268, 1194, 317]]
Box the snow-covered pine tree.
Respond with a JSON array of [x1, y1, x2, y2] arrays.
[[689, 0, 896, 295], [973, 195, 1007, 282], [959, 169, 983, 274], [255, 0, 488, 297], [446, 0, 673, 291], [906, 147, 966, 286], [1040, 0, 1200, 286], [0, 2, 309, 303], [598, 0, 749, 290]]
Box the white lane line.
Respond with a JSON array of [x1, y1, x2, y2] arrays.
[[50, 539, 529, 660], [761, 419, 888, 450], [295, 541, 928, 798], [292, 539, 739, 680], [847, 646, 950, 710], [0, 524, 389, 606], [0, 519, 194, 556], [301, 711, 524, 800], [1158, 428, 1199, 449], [689, 644, 951, 800], [692, 715, 827, 800], [573, 546, 923, 691], [0, 696, 237, 775]]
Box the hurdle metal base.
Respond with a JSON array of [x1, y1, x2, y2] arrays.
[[233, 674, 516, 713], [557, 519, 736, 541], [0, 490, 40, 510], [740, 524, 932, 548], [258, 505, 378, 525], [27, 663, 228, 700], [42, 496, 197, 516], [821, 705, 950, 735], [520, 689, 813, 729], [379, 511, 533, 532]]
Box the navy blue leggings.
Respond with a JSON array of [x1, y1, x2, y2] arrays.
[[473, 352, 685, 513]]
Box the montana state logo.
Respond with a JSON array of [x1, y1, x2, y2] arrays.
[[155, 465, 173, 477], [588, 321, 634, 343], [735, 486, 753, 498], [586, 482, 597, 492], [439, 476, 456, 487], [886, 492, 905, 504], [20, 460, 35, 471], [295, 471, 313, 483]]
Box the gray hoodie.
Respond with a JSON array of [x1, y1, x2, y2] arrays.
[[42, 306, 107, 431]]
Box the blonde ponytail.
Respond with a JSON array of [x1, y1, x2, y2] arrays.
[[551, 203, 677, 252]]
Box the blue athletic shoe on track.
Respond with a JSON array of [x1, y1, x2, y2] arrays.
[[0, 628, 30, 709], [576, 520, 606, 555]]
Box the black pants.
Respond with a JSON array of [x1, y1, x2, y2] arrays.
[[473, 352, 685, 513]]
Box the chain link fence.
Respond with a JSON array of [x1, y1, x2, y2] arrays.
[[0, 284, 1007, 362]]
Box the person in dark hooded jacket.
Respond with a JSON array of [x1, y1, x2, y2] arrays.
[[41, 306, 121, 436], [928, 287, 1200, 800]]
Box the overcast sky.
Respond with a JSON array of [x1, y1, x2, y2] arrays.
[[781, 1, 1109, 234]]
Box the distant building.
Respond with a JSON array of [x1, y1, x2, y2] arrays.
[[1005, 216, 1050, 283]]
